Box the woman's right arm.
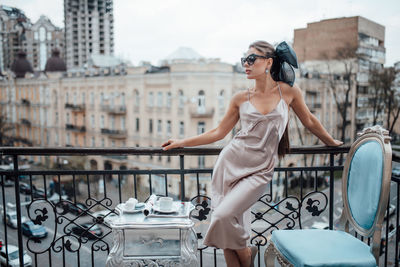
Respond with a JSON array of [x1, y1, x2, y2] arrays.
[[161, 91, 244, 150]]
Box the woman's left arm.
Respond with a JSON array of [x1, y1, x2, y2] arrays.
[[289, 84, 343, 146]]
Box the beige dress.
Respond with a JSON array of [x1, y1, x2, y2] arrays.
[[203, 83, 289, 250]]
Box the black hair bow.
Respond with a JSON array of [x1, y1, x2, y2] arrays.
[[275, 41, 298, 86]]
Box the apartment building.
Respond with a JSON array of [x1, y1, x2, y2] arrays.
[[64, 0, 114, 70], [294, 16, 386, 142]]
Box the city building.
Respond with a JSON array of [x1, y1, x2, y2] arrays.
[[0, 5, 31, 73], [64, 0, 114, 70], [294, 16, 386, 143]]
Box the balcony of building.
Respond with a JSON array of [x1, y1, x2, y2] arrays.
[[0, 146, 398, 266], [100, 104, 126, 115], [20, 98, 30, 106], [20, 118, 31, 127], [190, 106, 215, 118], [65, 103, 86, 112], [100, 128, 127, 139], [65, 123, 86, 132]]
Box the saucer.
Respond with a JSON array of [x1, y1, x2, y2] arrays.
[[153, 202, 179, 214], [120, 203, 144, 213]]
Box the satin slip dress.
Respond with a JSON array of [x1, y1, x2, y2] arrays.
[[203, 82, 289, 250]]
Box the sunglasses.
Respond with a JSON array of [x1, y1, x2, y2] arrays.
[[241, 54, 268, 67]]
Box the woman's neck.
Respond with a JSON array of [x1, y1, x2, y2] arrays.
[[254, 74, 277, 94]]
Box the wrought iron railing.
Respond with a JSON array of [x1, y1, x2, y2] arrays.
[[0, 146, 398, 267]]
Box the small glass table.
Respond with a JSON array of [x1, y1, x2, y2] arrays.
[[106, 201, 198, 267]]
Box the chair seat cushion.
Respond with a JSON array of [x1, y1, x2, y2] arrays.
[[271, 229, 376, 267]]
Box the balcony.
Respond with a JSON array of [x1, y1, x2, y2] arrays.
[[20, 118, 31, 127], [65, 124, 86, 132], [101, 128, 127, 139], [190, 106, 215, 118], [100, 105, 126, 115], [65, 103, 86, 112], [21, 98, 30, 106], [0, 146, 398, 267]]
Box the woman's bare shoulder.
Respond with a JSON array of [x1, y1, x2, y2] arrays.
[[231, 89, 250, 108], [279, 82, 301, 105]]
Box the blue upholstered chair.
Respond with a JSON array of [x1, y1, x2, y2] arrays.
[[264, 125, 392, 267]]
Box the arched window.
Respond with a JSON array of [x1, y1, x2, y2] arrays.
[[178, 90, 184, 108], [198, 90, 205, 113]]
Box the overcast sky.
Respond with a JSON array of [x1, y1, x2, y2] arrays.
[[2, 0, 400, 66]]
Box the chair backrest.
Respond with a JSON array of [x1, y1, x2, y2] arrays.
[[339, 125, 392, 261]]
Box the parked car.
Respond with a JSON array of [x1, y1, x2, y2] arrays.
[[61, 202, 89, 216], [0, 243, 32, 267], [71, 222, 103, 239], [392, 167, 400, 178], [19, 183, 46, 198], [22, 221, 47, 239], [3, 210, 27, 229]]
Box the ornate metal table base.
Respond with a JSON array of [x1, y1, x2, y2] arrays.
[[106, 202, 198, 267]]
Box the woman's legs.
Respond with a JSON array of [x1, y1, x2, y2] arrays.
[[223, 249, 241, 267], [235, 247, 252, 267]]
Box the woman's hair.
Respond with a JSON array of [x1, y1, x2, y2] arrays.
[[249, 40, 290, 158]]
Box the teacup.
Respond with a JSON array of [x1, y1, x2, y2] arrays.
[[159, 197, 173, 211], [125, 198, 138, 210]]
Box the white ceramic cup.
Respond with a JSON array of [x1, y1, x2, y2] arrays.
[[159, 197, 173, 211], [125, 198, 138, 210]]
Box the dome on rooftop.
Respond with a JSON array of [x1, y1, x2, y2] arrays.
[[164, 47, 204, 62], [11, 51, 33, 78], [45, 49, 66, 72]]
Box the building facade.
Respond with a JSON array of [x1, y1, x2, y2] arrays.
[[294, 16, 386, 142], [64, 0, 114, 70]]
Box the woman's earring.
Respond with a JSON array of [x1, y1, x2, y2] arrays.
[[265, 68, 269, 74]]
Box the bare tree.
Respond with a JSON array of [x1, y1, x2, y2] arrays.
[[369, 68, 386, 125], [380, 67, 399, 134], [324, 45, 358, 145]]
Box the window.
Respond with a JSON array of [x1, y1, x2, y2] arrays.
[[149, 119, 153, 133], [111, 140, 115, 147], [179, 121, 184, 136], [111, 116, 115, 130], [157, 92, 163, 107], [136, 118, 140, 132], [66, 133, 70, 145], [91, 137, 95, 147], [218, 90, 224, 110], [100, 92, 104, 105], [101, 138, 105, 147], [166, 92, 172, 107], [198, 90, 205, 113], [197, 122, 205, 134], [90, 92, 94, 105], [178, 90, 184, 108], [121, 117, 126, 130], [121, 92, 125, 107], [110, 92, 114, 108], [55, 112, 59, 125], [82, 92, 85, 104], [100, 115, 105, 128], [73, 92, 77, 105], [167, 120, 171, 135], [134, 90, 140, 106], [66, 113, 70, 124], [157, 119, 162, 134], [55, 132, 59, 145], [91, 115, 95, 128], [148, 92, 154, 107], [66, 92, 69, 103]]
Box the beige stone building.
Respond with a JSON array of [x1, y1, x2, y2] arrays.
[[0, 46, 348, 199]]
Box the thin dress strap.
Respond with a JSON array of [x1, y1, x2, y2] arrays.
[[277, 82, 282, 99]]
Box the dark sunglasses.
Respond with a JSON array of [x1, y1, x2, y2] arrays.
[[241, 54, 268, 66]]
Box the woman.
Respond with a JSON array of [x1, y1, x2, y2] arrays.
[[161, 40, 343, 267]]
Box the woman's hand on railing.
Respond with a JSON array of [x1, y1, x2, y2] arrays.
[[324, 139, 344, 147], [161, 139, 185, 151]]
